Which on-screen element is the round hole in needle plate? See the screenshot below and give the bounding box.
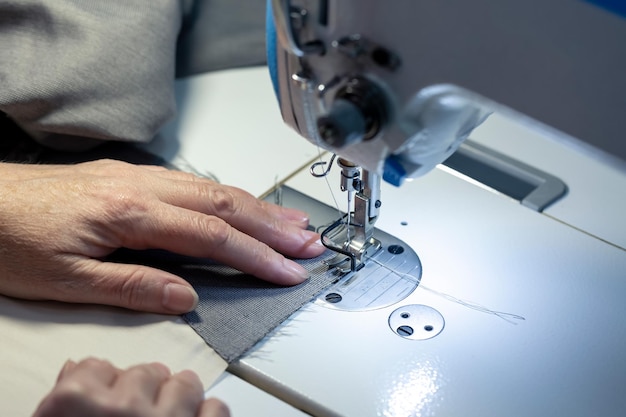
[389,305,445,340]
[325,293,343,303]
[388,245,405,255]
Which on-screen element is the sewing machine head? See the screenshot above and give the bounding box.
[267,0,493,267]
[268,0,626,180]
[267,0,626,269]
[268,0,496,188]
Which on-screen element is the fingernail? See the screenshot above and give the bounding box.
[300,232,326,256]
[163,283,199,313]
[311,237,326,249]
[282,207,310,225]
[282,259,309,284]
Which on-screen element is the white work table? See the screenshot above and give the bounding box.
[3,66,625,417]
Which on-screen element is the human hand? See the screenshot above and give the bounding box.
[0,160,325,314]
[32,358,230,417]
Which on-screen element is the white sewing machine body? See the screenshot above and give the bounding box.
[248,0,626,412]
[234,120,626,417]
[145,5,626,415]
[150,65,626,416]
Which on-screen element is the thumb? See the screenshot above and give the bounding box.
[65,259,199,314]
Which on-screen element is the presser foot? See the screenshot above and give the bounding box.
[317,230,421,312]
[323,237,382,274]
[320,213,382,273]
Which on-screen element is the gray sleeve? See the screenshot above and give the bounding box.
[0,0,183,150]
[176,0,267,77]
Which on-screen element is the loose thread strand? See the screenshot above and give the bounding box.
[368,257,526,324]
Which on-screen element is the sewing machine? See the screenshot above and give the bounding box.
[203,1,626,416]
[168,64,626,416]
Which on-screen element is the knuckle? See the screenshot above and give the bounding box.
[202,217,232,247]
[117,268,151,309]
[250,241,275,265]
[77,166,151,218]
[100,187,148,216]
[75,357,116,375]
[88,182,151,239]
[208,187,238,216]
[170,370,204,396]
[126,365,155,380]
[126,363,169,382]
[80,357,109,368]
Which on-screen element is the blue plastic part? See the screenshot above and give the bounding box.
[266,0,280,101]
[585,0,626,18]
[383,156,407,187]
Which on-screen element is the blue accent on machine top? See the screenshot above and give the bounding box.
[586,0,626,18]
[265,0,280,101]
[383,156,407,187]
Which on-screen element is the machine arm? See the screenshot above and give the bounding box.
[267,0,626,268]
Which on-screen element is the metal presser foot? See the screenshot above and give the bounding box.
[316,226,422,312]
[267,154,422,311]
[314,196,422,311]
[318,158,383,273]
[320,214,382,274]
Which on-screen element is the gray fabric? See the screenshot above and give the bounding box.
[0,0,182,150]
[109,248,340,363]
[182,251,339,362]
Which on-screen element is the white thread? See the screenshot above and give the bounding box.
[302,81,345,216]
[368,257,526,324]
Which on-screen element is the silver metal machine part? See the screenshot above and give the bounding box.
[310,154,384,272]
[268,185,423,311]
[331,158,382,270]
[271,0,626,183]
[317,229,422,311]
[271,0,625,272]
[388,305,445,340]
